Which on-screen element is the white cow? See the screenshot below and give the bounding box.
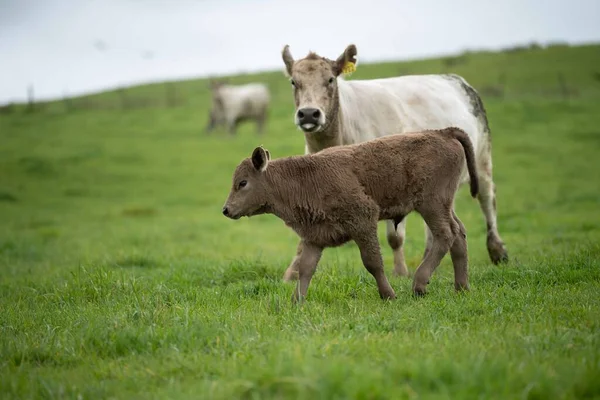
[280,44,509,282]
[206,81,270,135]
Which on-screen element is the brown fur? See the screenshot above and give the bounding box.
[223,127,478,301]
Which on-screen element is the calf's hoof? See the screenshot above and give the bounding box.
[412,280,428,297]
[487,237,509,265]
[379,288,397,300]
[454,282,470,292]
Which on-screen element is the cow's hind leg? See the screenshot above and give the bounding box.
[477,149,509,264]
[386,219,409,277]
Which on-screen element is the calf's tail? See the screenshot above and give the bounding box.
[442,127,479,198]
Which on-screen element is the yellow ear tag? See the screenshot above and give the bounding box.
[342,61,356,75]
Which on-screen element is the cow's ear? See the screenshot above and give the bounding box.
[334,44,358,76]
[282,45,294,77]
[251,146,269,172]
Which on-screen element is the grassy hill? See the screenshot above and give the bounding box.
[1,43,599,399]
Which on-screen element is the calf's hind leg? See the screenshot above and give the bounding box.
[450,210,469,291]
[412,209,455,296]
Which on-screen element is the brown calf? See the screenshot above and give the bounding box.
[222,127,479,301]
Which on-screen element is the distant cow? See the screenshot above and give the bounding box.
[280,44,509,281]
[222,128,479,301]
[206,80,270,135]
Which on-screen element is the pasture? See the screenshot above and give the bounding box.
[1,43,600,399]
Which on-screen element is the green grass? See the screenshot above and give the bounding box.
[1,43,600,399]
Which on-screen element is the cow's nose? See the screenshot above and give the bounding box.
[222,207,229,216]
[297,108,321,126]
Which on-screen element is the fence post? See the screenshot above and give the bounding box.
[166,82,176,107]
[498,72,506,99]
[557,72,569,100]
[118,87,128,109]
[27,84,35,112]
[63,92,73,112]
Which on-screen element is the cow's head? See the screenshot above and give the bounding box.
[222,146,271,220]
[206,79,227,132]
[282,44,357,134]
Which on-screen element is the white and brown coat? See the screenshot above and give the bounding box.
[280,44,508,280]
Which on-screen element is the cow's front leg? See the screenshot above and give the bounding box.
[227,122,237,135]
[256,110,267,135]
[386,219,409,277]
[423,223,434,260]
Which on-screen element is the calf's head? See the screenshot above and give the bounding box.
[281,44,357,133]
[222,146,271,220]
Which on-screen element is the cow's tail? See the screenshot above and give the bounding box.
[442,127,479,198]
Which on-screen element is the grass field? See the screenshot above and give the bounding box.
[1,43,600,399]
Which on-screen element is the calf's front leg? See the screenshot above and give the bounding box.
[291,242,323,303]
[283,240,304,281]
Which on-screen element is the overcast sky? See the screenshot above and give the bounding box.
[1,0,599,104]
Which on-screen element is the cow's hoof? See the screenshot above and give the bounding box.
[392,265,410,278]
[488,237,509,265]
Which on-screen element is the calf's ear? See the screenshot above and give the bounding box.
[282,45,294,77]
[251,146,269,172]
[334,44,358,76]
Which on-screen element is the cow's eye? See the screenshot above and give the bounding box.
[328,77,334,84]
[290,79,296,87]
[238,180,247,189]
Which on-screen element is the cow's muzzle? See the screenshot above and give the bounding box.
[296,107,324,132]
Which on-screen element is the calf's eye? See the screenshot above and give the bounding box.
[328,77,334,84]
[238,180,247,189]
[290,79,296,86]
